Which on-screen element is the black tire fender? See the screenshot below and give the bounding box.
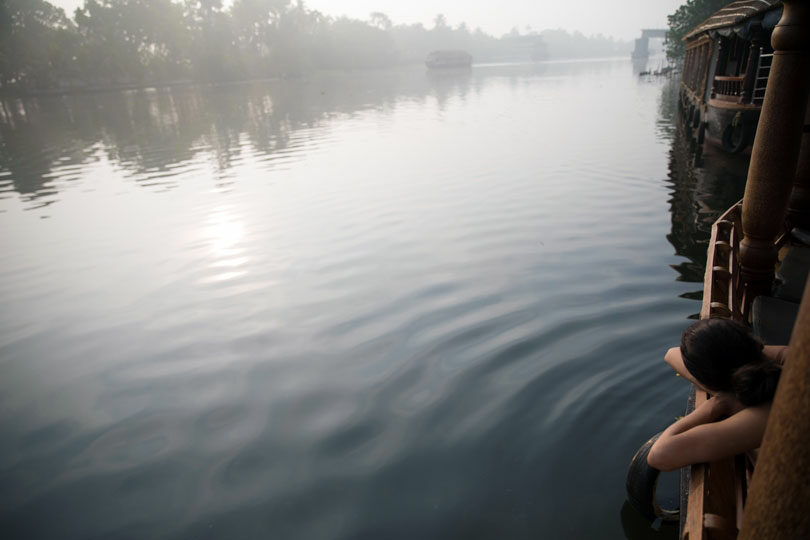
[721,122,750,154]
[625,431,680,522]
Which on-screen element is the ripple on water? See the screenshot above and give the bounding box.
[0,62,714,540]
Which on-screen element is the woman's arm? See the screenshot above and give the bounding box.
[763,345,789,365]
[647,396,768,471]
[664,347,707,390]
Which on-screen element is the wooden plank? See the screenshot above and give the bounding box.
[724,219,741,322]
[685,394,740,540]
[705,456,739,538]
[685,390,709,540]
[688,201,746,540]
[735,455,746,532]
[702,228,720,319]
[707,98,762,111]
[714,94,743,103]
[701,204,742,320]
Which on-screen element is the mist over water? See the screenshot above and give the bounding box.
[0,59,747,539]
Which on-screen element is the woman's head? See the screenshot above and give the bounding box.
[680,318,780,406]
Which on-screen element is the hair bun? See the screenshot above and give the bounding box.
[731,362,781,406]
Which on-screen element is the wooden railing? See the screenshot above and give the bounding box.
[683,37,713,100]
[700,201,744,322]
[684,201,746,540]
[712,76,746,103]
[685,197,797,539]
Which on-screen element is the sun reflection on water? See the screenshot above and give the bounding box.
[201,207,249,283]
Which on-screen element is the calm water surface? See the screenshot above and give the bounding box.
[0,59,749,539]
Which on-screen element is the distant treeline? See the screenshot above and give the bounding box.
[0,0,632,93]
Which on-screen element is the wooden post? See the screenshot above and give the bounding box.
[787,95,810,229]
[710,41,722,98]
[700,42,712,101]
[739,0,810,300]
[739,275,810,538]
[741,33,765,104]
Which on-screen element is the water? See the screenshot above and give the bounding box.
[0,59,749,539]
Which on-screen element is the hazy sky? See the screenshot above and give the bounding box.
[48,0,683,41]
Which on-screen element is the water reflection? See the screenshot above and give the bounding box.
[0,67,485,208]
[659,75,748,313]
[1,61,662,213]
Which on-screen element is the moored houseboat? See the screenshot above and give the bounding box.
[425,50,473,69]
[628,0,810,538]
[680,0,783,153]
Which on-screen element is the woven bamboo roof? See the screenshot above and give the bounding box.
[684,0,781,41]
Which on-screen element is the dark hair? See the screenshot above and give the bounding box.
[680,318,780,406]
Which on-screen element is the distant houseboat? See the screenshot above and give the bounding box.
[425,50,473,69]
[679,0,783,153]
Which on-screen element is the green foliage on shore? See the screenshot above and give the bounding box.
[666,0,729,60]
[0,0,630,93]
